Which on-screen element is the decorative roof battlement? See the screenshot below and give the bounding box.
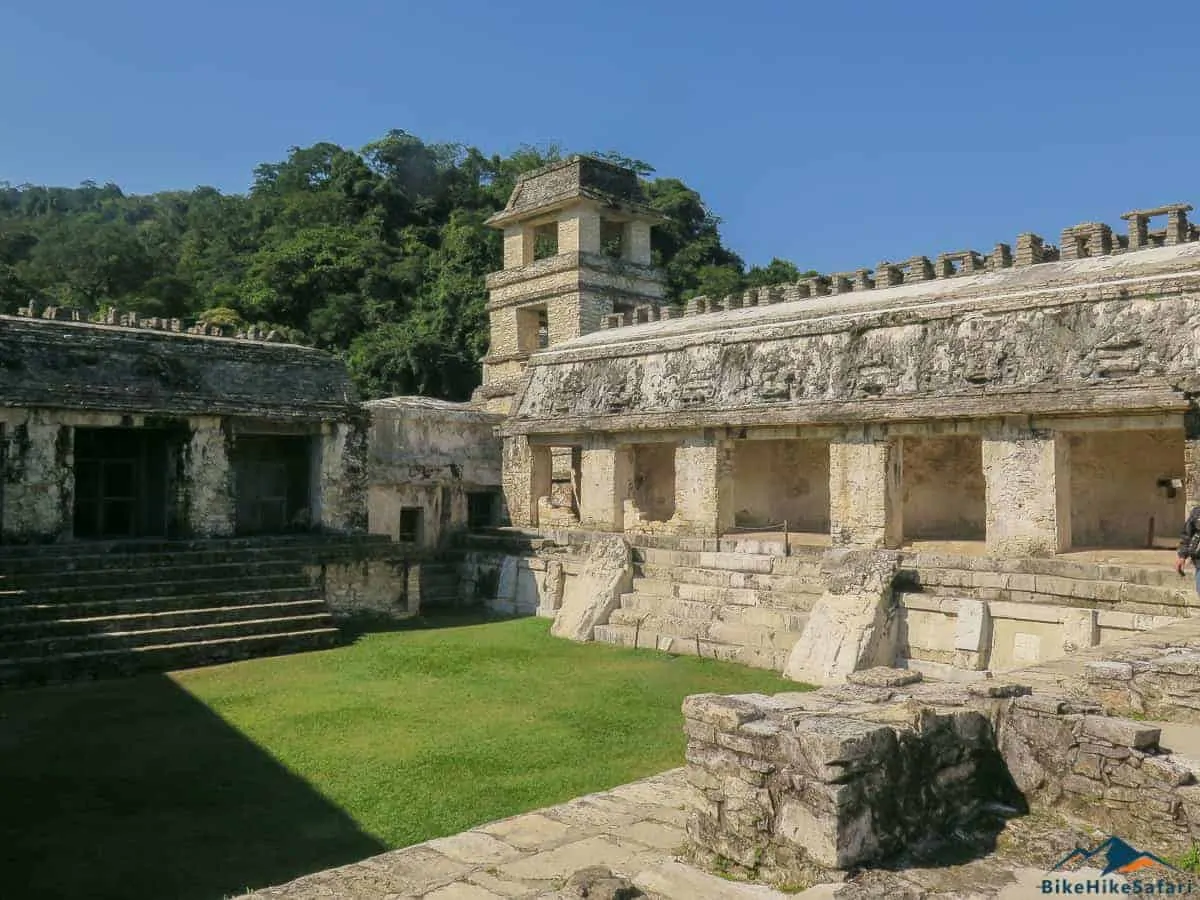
[595,202,1200,332]
[13,302,292,344]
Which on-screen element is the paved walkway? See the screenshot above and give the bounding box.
[244,768,1119,900]
[245,769,789,899]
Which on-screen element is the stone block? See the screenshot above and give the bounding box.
[1079,716,1161,751]
[846,667,923,688]
[953,598,990,654]
[681,694,766,730]
[551,535,632,642]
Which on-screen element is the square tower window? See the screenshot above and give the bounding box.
[517,304,549,352]
[533,223,558,260]
[600,219,624,259]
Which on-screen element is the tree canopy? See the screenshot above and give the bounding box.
[0,131,806,401]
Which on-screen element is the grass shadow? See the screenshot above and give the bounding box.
[0,673,386,900]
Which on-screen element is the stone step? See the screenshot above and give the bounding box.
[632,547,777,574]
[0,573,311,606]
[0,599,329,639]
[899,554,1183,589]
[608,609,711,637]
[0,542,405,576]
[619,592,810,632]
[906,574,1192,614]
[592,624,788,671]
[0,532,391,554]
[635,563,823,593]
[0,613,334,659]
[627,532,827,559]
[619,594,719,621]
[0,587,322,624]
[0,627,342,688]
[605,610,802,651]
[0,559,307,590]
[629,576,815,610]
[628,577,763,606]
[0,533,392,560]
[717,605,809,633]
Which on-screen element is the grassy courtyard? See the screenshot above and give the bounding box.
[0,616,798,900]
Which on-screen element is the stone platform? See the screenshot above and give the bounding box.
[243,769,1112,899]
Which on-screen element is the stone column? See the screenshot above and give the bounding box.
[184,417,235,537]
[315,420,368,533]
[578,445,633,532]
[0,414,70,542]
[671,435,734,536]
[982,427,1070,557]
[625,221,652,265]
[829,434,903,549]
[501,436,552,528]
[1184,409,1200,508]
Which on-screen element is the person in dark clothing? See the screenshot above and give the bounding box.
[1176,504,1200,592]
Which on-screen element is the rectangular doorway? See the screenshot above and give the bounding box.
[74,427,172,540]
[232,435,314,536]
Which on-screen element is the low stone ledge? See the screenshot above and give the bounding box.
[684,679,1200,883]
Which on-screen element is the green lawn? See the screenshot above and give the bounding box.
[0,616,800,900]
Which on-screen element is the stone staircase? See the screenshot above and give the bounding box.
[0,535,390,687]
[594,544,826,670]
[895,550,1195,616]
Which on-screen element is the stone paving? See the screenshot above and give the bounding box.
[243,768,1119,899]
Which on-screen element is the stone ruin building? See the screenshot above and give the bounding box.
[10,155,1200,893]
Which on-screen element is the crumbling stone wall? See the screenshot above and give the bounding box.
[0,411,70,542]
[0,315,356,418]
[0,317,367,542]
[684,672,1200,885]
[682,678,1025,882]
[365,397,503,546]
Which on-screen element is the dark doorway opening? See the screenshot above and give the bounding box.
[398,507,422,544]
[74,427,172,540]
[232,435,314,536]
[467,491,496,530]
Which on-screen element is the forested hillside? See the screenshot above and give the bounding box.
[0,131,805,401]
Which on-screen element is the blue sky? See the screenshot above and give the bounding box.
[2,0,1197,272]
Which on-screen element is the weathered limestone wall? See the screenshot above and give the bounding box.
[0,315,356,419]
[183,417,235,537]
[578,447,632,531]
[365,397,503,545]
[982,428,1070,557]
[0,410,70,542]
[315,418,368,533]
[902,435,985,540]
[1068,429,1183,547]
[500,436,551,527]
[731,439,830,532]
[459,547,570,617]
[829,435,901,548]
[305,558,418,620]
[508,245,1200,433]
[672,437,734,536]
